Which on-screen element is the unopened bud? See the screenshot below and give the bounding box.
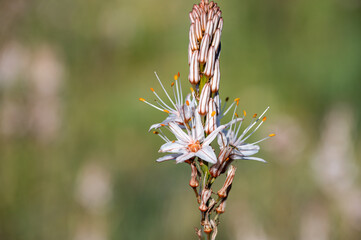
[217,165,236,198]
[195,18,202,41]
[188,43,192,65]
[216,199,226,214]
[189,50,200,84]
[211,29,221,52]
[189,24,198,51]
[207,9,215,21]
[199,34,210,63]
[210,59,220,93]
[189,11,195,23]
[199,189,212,212]
[204,220,213,234]
[197,83,211,115]
[212,15,220,34]
[204,46,215,78]
[205,19,214,36]
[218,17,223,32]
[189,163,199,188]
[205,99,217,134]
[201,10,207,31]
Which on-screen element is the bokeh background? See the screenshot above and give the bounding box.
[0,0,360,239]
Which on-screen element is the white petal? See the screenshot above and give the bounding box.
[202,124,227,146]
[195,111,204,141]
[176,152,195,163]
[195,145,217,164]
[169,122,191,143]
[156,154,182,162]
[242,156,267,163]
[148,123,162,131]
[159,141,186,153]
[236,144,260,156]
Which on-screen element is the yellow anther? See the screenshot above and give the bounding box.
[243,110,247,117]
[171,82,175,87]
[172,140,176,143]
[150,88,155,92]
[253,113,257,118]
[153,131,159,134]
[164,109,170,114]
[234,98,240,106]
[174,74,178,81]
[190,87,195,93]
[186,100,190,106]
[262,116,267,122]
[269,133,276,137]
[211,111,216,117]
[234,113,238,117]
[160,124,165,127]
[139,98,146,102]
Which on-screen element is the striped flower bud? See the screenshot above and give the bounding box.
[199,189,212,212]
[210,59,220,92]
[211,28,221,52]
[205,19,214,36]
[189,163,199,188]
[199,34,210,63]
[189,50,200,84]
[205,99,217,134]
[217,165,236,198]
[218,17,223,32]
[195,18,202,41]
[189,11,195,23]
[207,8,214,21]
[201,10,207,31]
[197,83,211,115]
[189,24,198,51]
[212,14,220,34]
[204,46,215,78]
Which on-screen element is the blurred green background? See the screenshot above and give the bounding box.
[0,0,360,239]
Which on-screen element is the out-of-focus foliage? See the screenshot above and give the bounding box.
[0,0,360,239]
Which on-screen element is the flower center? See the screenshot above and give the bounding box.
[188,140,201,152]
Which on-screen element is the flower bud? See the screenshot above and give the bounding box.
[189,163,199,188]
[218,17,223,32]
[211,28,221,52]
[189,24,198,51]
[210,59,220,93]
[195,18,202,41]
[212,15,220,34]
[199,34,210,64]
[189,50,200,84]
[204,46,215,78]
[205,99,217,134]
[199,189,212,212]
[201,10,207,31]
[189,11,195,23]
[188,43,192,65]
[197,83,211,115]
[217,165,236,198]
[216,199,226,214]
[205,19,214,36]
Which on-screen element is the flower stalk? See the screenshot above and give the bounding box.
[139,0,274,239]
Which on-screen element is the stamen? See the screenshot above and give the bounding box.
[139,98,145,102]
[243,110,247,116]
[269,133,275,137]
[253,113,257,118]
[150,88,155,92]
[164,109,170,113]
[234,98,240,106]
[139,98,165,111]
[262,116,267,122]
[171,82,175,87]
[174,74,178,81]
[154,72,177,109]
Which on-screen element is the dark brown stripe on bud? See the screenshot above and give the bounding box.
[189,24,198,51]
[204,46,215,78]
[211,28,221,51]
[205,99,217,134]
[205,20,214,36]
[195,18,202,41]
[201,10,207,31]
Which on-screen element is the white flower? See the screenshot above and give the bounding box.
[157,110,233,164]
[139,72,195,131]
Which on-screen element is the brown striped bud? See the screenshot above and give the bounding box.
[210,59,220,92]
[207,9,215,21]
[205,19,214,36]
[199,189,212,212]
[193,4,201,17]
[218,17,223,32]
[209,1,214,9]
[199,34,210,63]
[189,11,195,23]
[217,165,236,198]
[205,99,217,134]
[216,199,226,214]
[189,163,199,188]
[211,28,221,52]
[212,15,220,34]
[195,18,202,41]
[204,46,215,77]
[189,24,198,51]
[204,220,213,234]
[201,10,207,31]
[188,43,192,65]
[189,50,200,84]
[197,83,211,115]
[210,220,218,240]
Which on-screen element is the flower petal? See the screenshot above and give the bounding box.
[176,152,195,163]
[235,144,260,156]
[195,145,217,164]
[195,110,204,141]
[169,122,191,143]
[202,124,227,146]
[231,155,267,163]
[156,154,182,162]
[159,141,186,153]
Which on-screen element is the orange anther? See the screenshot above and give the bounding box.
[174,74,178,81]
[234,113,238,117]
[262,116,267,122]
[211,111,216,117]
[171,82,175,87]
[186,100,190,106]
[269,133,276,137]
[243,110,246,117]
[153,131,159,134]
[150,88,155,92]
[164,109,170,114]
[139,98,145,102]
[160,124,165,127]
[253,113,257,118]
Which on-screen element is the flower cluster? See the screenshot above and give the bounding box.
[139,0,274,239]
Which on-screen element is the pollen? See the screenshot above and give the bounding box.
[211,111,216,117]
[188,140,201,152]
[243,110,247,117]
[153,131,159,134]
[171,82,175,87]
[174,74,178,80]
[186,100,190,106]
[253,113,257,118]
[150,88,155,92]
[164,109,170,113]
[262,116,267,122]
[139,98,145,102]
[269,133,276,137]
